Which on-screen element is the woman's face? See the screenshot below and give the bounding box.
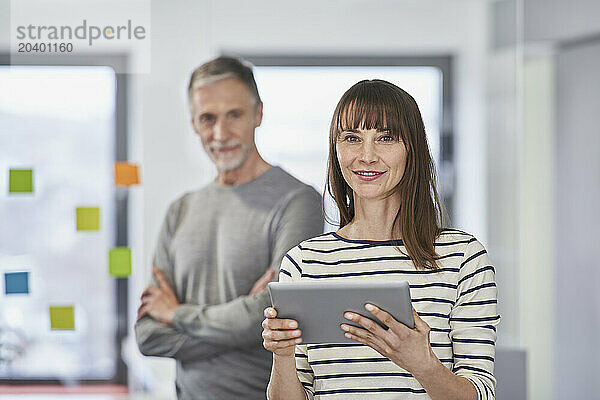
[336,127,408,201]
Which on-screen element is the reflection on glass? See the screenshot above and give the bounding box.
[0,66,116,380]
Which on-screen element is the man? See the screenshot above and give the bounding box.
[135,56,323,399]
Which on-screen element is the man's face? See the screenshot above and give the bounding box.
[190,78,262,172]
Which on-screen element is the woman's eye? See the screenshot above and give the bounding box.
[379,135,395,142]
[344,135,359,142]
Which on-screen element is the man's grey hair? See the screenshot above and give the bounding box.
[188,56,262,106]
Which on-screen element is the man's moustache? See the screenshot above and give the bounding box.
[210,143,241,151]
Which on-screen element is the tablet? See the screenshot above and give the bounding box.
[267,281,414,344]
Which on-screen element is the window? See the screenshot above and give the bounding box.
[247,57,453,228]
[0,63,127,383]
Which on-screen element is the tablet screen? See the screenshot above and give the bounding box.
[268,281,414,344]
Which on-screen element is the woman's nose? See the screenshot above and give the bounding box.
[359,142,378,164]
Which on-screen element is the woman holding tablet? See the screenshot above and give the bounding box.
[262,80,499,399]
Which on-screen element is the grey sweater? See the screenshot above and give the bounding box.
[135,166,324,400]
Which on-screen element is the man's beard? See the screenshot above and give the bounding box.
[208,142,250,172]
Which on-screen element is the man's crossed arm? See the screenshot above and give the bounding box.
[137,267,274,324]
[135,266,275,361]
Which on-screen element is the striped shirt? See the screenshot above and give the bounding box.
[278,229,499,400]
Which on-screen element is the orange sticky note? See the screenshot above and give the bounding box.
[115,162,140,186]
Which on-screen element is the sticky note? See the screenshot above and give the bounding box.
[115,162,140,186]
[109,247,132,277]
[9,168,33,193]
[4,272,29,294]
[49,306,75,330]
[76,207,100,231]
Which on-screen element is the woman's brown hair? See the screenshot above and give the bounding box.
[324,79,445,270]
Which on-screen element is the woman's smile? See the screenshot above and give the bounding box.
[352,170,386,181]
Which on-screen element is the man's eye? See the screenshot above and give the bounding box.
[199,115,215,124]
[229,110,242,118]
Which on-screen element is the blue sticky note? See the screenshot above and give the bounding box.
[4,272,29,294]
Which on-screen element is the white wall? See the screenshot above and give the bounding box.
[486,45,520,348]
[488,0,600,398]
[521,55,556,400]
[519,1,600,399]
[555,39,600,400]
[525,0,600,43]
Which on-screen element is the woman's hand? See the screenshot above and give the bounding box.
[340,305,437,376]
[262,307,303,357]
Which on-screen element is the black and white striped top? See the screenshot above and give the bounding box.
[278,229,499,400]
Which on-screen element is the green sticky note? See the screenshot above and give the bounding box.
[49,305,75,330]
[76,207,100,231]
[109,247,132,277]
[9,169,33,193]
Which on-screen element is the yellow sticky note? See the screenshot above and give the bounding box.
[76,207,100,231]
[9,168,34,193]
[115,162,140,186]
[109,247,132,277]
[49,305,75,330]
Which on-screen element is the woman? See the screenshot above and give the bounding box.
[262,80,499,400]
